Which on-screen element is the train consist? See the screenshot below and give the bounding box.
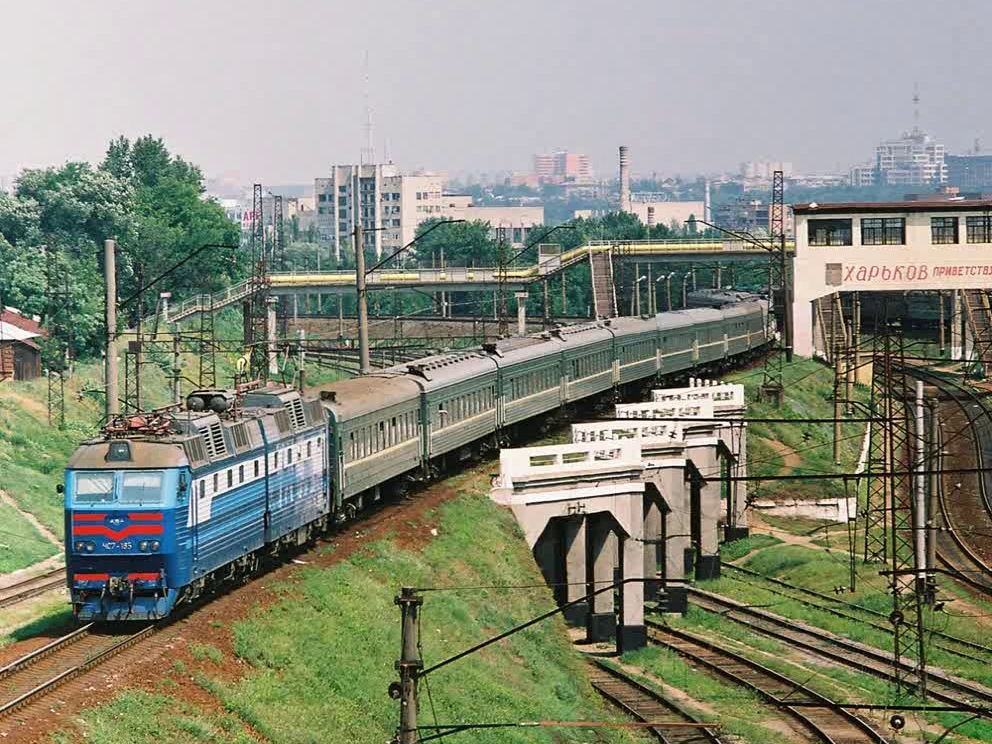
[64,301,769,621]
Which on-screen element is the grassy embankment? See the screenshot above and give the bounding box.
[54,465,640,743]
[723,357,870,505]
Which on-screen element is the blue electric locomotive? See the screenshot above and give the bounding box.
[65,387,327,620]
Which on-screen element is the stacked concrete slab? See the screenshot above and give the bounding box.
[490,379,748,646]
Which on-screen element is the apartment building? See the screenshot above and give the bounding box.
[314,165,446,260]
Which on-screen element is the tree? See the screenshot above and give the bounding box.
[412,219,498,267]
[0,135,240,356]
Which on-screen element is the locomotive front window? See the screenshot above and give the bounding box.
[120,471,164,505]
[74,473,115,504]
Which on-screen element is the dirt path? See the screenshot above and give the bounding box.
[0,490,60,549]
[756,436,801,477]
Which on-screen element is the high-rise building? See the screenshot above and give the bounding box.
[873,128,946,186]
[740,161,793,182]
[533,154,555,181]
[946,154,992,190]
[314,164,444,261]
[531,150,593,184]
[848,163,876,188]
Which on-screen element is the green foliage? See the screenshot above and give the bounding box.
[0,374,102,539]
[51,690,255,744]
[720,533,782,562]
[0,135,240,358]
[0,499,57,572]
[413,218,499,267]
[189,642,224,664]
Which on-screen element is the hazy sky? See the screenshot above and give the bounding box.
[1,1,988,186]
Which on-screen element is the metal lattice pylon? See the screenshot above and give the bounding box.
[760,170,786,406]
[198,298,217,389]
[44,247,72,428]
[247,183,270,381]
[863,312,927,696]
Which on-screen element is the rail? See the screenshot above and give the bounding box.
[586,659,722,743]
[721,562,992,664]
[685,588,992,708]
[900,365,992,595]
[0,568,66,610]
[0,624,156,718]
[646,619,886,743]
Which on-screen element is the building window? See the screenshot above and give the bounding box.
[860,217,904,245]
[808,219,852,246]
[931,216,959,244]
[966,215,992,244]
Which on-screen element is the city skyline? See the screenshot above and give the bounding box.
[1,0,989,185]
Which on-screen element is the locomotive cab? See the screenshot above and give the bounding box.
[65,439,189,621]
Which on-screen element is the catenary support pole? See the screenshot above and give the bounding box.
[104,239,119,418]
[172,335,181,407]
[355,223,371,375]
[927,396,938,601]
[267,297,279,376]
[915,380,927,585]
[396,587,423,744]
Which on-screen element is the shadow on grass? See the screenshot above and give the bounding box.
[11,607,75,641]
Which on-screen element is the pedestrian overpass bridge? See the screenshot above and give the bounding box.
[161,238,792,324]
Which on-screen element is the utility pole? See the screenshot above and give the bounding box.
[394,587,423,744]
[355,222,371,374]
[833,339,843,465]
[297,329,306,391]
[938,291,945,356]
[172,335,182,406]
[104,238,119,418]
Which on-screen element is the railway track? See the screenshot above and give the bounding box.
[721,562,992,664]
[586,660,721,743]
[0,622,155,720]
[645,621,887,744]
[900,365,992,595]
[685,588,992,709]
[0,568,66,610]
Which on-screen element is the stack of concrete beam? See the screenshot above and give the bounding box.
[490,380,748,647]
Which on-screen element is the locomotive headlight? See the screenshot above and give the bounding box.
[84,542,95,552]
[150,541,160,552]
[139,541,149,551]
[74,541,86,552]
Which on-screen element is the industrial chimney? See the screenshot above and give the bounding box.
[646,205,655,228]
[619,146,631,213]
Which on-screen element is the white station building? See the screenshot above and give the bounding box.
[791,199,992,358]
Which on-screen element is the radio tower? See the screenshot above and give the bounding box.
[361,51,375,165]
